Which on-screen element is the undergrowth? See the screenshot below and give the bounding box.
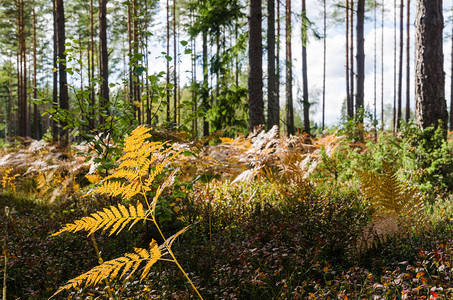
[0,124,452,299]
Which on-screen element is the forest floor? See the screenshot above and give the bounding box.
[0,125,453,299]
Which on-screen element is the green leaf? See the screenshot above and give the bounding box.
[180,40,188,46]
[135,66,146,76]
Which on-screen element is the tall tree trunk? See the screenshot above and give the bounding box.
[302,0,310,134]
[381,0,384,130]
[415,0,448,130]
[406,0,411,122]
[322,0,326,130]
[202,30,209,136]
[173,0,178,125]
[52,0,58,140]
[346,0,352,118]
[393,0,397,130]
[56,0,68,140]
[166,0,171,123]
[374,0,377,137]
[132,0,140,124]
[285,0,294,134]
[99,0,109,125]
[350,0,354,115]
[451,0,453,130]
[276,0,280,129]
[127,2,135,121]
[90,0,96,129]
[17,0,28,137]
[396,0,404,131]
[356,0,364,124]
[32,4,39,139]
[248,0,264,130]
[267,0,279,129]
[7,57,13,138]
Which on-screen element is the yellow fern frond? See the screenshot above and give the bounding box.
[356,165,424,220]
[51,240,161,297]
[52,202,146,237]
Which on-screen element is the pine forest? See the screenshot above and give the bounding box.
[1,0,453,299]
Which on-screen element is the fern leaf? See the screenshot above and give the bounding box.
[167,225,191,249]
[141,240,160,281]
[52,239,162,297]
[356,165,424,221]
[52,203,146,237]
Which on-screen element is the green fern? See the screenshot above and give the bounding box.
[51,126,203,299]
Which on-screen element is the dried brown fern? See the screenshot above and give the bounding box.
[51,126,202,299]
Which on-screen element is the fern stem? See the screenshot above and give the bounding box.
[153,218,203,299]
[83,207,116,299]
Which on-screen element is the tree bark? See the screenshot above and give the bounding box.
[302,0,310,134]
[99,0,109,125]
[166,0,171,123]
[381,0,384,130]
[356,0,364,124]
[451,0,453,130]
[32,4,39,139]
[285,0,294,134]
[322,0,326,130]
[396,0,404,131]
[52,0,58,140]
[346,0,352,118]
[350,0,354,116]
[202,29,209,137]
[173,0,178,125]
[406,0,411,123]
[56,0,68,140]
[267,0,279,130]
[415,0,448,130]
[248,0,265,131]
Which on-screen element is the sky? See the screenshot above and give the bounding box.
[145,1,453,128]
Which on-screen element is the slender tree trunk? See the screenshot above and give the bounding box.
[7,57,13,138]
[302,0,310,134]
[99,0,109,125]
[285,0,294,134]
[127,2,135,121]
[381,0,384,130]
[276,0,280,129]
[406,0,411,122]
[32,4,39,139]
[267,0,279,129]
[322,0,326,130]
[18,0,28,137]
[202,30,209,136]
[393,0,397,130]
[374,0,377,137]
[350,0,354,115]
[451,0,453,130]
[132,0,140,124]
[248,0,264,130]
[90,0,96,128]
[166,0,171,123]
[173,0,178,125]
[415,0,448,130]
[346,0,352,118]
[56,0,68,140]
[356,0,364,125]
[52,0,58,140]
[396,0,404,131]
